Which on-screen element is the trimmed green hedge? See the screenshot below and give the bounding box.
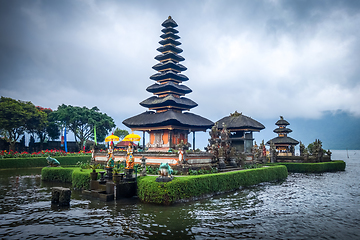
[137,165,288,205]
[41,167,74,182]
[0,156,91,169]
[267,160,346,173]
[41,167,101,189]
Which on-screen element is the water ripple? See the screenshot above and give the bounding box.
[0,150,360,239]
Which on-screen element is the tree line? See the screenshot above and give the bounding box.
[0,96,120,151]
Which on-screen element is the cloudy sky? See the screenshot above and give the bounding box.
[1,0,359,150]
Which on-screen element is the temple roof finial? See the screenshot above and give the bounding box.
[168,16,172,19]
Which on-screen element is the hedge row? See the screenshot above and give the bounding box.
[0,156,91,169]
[137,165,288,205]
[267,160,346,173]
[41,167,101,189]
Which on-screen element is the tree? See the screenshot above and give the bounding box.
[0,97,46,151]
[113,128,129,141]
[46,121,60,141]
[53,104,115,149]
[33,107,60,149]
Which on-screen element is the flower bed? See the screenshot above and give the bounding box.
[0,155,91,169]
[0,149,91,159]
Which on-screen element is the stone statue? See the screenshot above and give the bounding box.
[326,149,332,160]
[313,139,323,162]
[46,156,60,167]
[206,123,231,167]
[156,163,174,182]
[290,145,295,156]
[107,157,114,168]
[299,141,305,156]
[126,144,134,169]
[269,141,277,163]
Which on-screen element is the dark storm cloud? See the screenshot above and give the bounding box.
[0,0,359,133]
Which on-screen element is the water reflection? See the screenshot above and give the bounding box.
[0,150,359,239]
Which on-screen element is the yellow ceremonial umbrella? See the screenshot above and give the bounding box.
[105,134,120,142]
[123,132,141,142]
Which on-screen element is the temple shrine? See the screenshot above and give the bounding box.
[267,116,299,156]
[216,111,265,153]
[123,16,213,152]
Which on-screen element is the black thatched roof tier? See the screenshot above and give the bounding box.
[159,38,181,46]
[140,95,197,109]
[276,118,290,126]
[157,45,183,54]
[155,52,185,62]
[150,71,189,82]
[216,114,265,131]
[161,27,179,34]
[266,136,299,145]
[160,32,180,40]
[162,17,178,28]
[273,127,292,134]
[146,82,192,95]
[122,110,213,129]
[152,61,187,72]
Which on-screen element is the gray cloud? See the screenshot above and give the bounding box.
[1,0,359,149]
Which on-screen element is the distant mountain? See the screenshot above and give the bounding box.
[256,111,360,150]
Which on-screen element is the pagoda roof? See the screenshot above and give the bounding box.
[146,82,192,95]
[140,95,197,110]
[273,127,292,134]
[160,32,180,40]
[157,44,183,54]
[150,71,189,82]
[122,110,214,130]
[276,117,290,126]
[266,136,299,145]
[152,61,187,72]
[161,27,179,34]
[159,38,181,46]
[155,52,185,62]
[162,17,178,28]
[216,113,265,131]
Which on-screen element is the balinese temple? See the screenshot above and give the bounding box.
[216,111,265,153]
[123,16,213,152]
[266,116,299,156]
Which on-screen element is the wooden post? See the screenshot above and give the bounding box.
[193,131,195,150]
[142,131,145,151]
[169,130,172,149]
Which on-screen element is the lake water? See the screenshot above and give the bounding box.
[0,150,359,239]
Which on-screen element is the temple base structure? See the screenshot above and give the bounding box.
[93,151,214,172]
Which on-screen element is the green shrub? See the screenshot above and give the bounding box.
[41,167,102,190]
[41,167,73,182]
[0,156,91,169]
[72,168,93,190]
[137,165,288,205]
[267,160,346,173]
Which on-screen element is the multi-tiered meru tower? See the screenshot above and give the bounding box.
[123,16,213,152]
[267,116,299,155]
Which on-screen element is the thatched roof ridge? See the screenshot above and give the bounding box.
[216,112,265,131]
[122,110,214,129]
